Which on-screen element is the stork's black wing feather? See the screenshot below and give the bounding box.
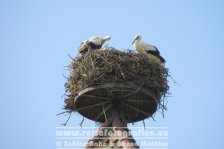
[146,50,160,56]
[158,55,166,63]
[89,42,102,49]
[147,48,166,63]
[152,46,160,54]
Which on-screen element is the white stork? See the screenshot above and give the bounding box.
[132,35,166,66]
[78,35,111,54]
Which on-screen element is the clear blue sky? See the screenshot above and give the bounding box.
[1,0,224,148]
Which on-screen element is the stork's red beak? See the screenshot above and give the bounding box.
[132,39,136,45]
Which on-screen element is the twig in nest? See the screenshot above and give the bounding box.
[118,54,125,62]
[90,52,95,69]
[61,112,72,126]
[118,63,125,79]
[68,54,76,60]
[169,75,180,86]
[103,105,107,122]
[102,44,108,49]
[80,117,84,127]
[151,115,156,121]
[62,74,69,80]
[122,82,145,99]
[162,98,166,117]
[57,111,71,116]
[143,119,145,129]
[61,93,66,99]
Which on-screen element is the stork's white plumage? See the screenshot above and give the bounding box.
[132,35,166,66]
[78,35,111,54]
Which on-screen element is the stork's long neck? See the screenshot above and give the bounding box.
[134,39,141,47]
[101,39,107,45]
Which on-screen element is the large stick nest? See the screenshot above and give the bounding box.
[64,48,169,123]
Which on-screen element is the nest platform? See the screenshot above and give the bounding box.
[64,48,169,123]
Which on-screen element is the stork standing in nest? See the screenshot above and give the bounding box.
[132,35,166,66]
[78,35,111,54]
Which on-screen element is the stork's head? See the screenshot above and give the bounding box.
[104,36,111,41]
[101,36,111,45]
[132,35,142,44]
[90,35,101,41]
[89,35,111,45]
